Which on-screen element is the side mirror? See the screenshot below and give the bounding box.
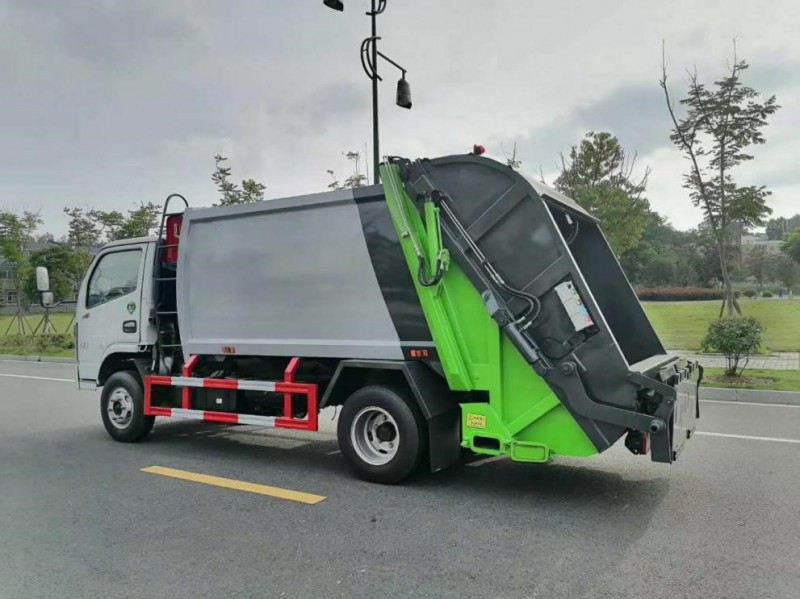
[41,292,54,306]
[36,266,50,292]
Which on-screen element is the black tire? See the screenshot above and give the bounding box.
[100,371,155,442]
[337,385,426,484]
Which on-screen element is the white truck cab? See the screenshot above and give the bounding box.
[75,237,158,389]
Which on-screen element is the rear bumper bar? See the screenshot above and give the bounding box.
[664,359,703,460]
[631,356,702,463]
[543,355,702,464]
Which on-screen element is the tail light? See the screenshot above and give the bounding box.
[164,215,182,263]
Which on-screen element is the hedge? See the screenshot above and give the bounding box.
[636,287,742,302]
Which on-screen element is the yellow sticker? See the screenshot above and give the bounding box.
[466,413,487,429]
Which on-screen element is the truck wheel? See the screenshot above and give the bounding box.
[100,371,155,442]
[337,385,426,484]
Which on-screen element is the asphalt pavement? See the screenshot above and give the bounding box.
[1,359,798,599]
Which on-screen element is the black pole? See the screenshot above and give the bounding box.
[370,0,380,184]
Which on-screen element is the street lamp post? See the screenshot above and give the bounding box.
[324,0,411,184]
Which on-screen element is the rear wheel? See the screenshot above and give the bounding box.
[337,385,426,484]
[100,371,154,442]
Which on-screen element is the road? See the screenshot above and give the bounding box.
[1,359,798,599]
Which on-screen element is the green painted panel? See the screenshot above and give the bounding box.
[381,164,598,459]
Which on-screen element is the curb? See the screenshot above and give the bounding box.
[701,386,800,406]
[0,354,76,364]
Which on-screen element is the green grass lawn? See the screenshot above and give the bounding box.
[0,313,76,357]
[0,313,75,336]
[643,299,800,351]
[1,299,798,357]
[0,343,75,358]
[702,367,800,392]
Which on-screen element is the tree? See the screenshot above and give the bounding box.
[212,155,266,205]
[111,202,161,240]
[702,316,763,376]
[661,44,780,316]
[502,142,522,170]
[0,210,42,310]
[0,212,26,268]
[63,207,102,250]
[619,212,704,287]
[554,131,651,257]
[91,209,126,241]
[774,254,798,290]
[327,151,368,190]
[744,245,773,292]
[766,214,800,240]
[23,244,91,303]
[63,203,162,245]
[781,228,800,264]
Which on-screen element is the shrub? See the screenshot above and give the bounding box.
[636,287,741,302]
[762,291,773,298]
[742,288,757,298]
[701,316,764,376]
[0,334,74,355]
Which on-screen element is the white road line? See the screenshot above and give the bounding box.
[701,399,800,409]
[695,431,800,445]
[0,373,74,383]
[467,455,507,467]
[4,371,800,448]
[326,449,341,455]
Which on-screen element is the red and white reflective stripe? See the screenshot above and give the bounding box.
[144,362,319,433]
[166,376,276,392]
[150,407,278,427]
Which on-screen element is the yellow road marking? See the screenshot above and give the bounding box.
[141,466,326,504]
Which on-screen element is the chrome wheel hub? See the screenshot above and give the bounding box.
[107,387,134,430]
[350,407,399,466]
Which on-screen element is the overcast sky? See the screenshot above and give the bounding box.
[2,0,798,236]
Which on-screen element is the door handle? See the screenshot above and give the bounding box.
[123,320,137,333]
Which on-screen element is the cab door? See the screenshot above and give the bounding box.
[76,244,147,385]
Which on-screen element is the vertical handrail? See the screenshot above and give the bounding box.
[153,193,188,374]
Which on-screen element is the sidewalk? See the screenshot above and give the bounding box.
[668,350,800,370]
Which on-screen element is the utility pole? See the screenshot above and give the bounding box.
[370,0,380,184]
[324,0,412,185]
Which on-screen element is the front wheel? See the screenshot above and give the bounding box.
[100,371,154,442]
[337,385,426,484]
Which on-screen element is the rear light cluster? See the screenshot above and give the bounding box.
[164,215,182,263]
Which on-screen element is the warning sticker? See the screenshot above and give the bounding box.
[466,413,487,429]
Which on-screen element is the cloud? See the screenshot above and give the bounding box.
[509,83,672,173]
[2,0,800,237]
[4,1,204,68]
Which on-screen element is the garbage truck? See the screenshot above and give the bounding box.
[48,153,701,484]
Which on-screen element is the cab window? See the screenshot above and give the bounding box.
[87,250,142,309]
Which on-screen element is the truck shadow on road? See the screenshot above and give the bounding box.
[141,421,670,595]
[147,420,670,511]
[411,458,672,596]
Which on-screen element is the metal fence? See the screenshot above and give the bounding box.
[0,307,76,337]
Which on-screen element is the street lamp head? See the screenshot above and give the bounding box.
[323,0,344,11]
[396,75,412,109]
